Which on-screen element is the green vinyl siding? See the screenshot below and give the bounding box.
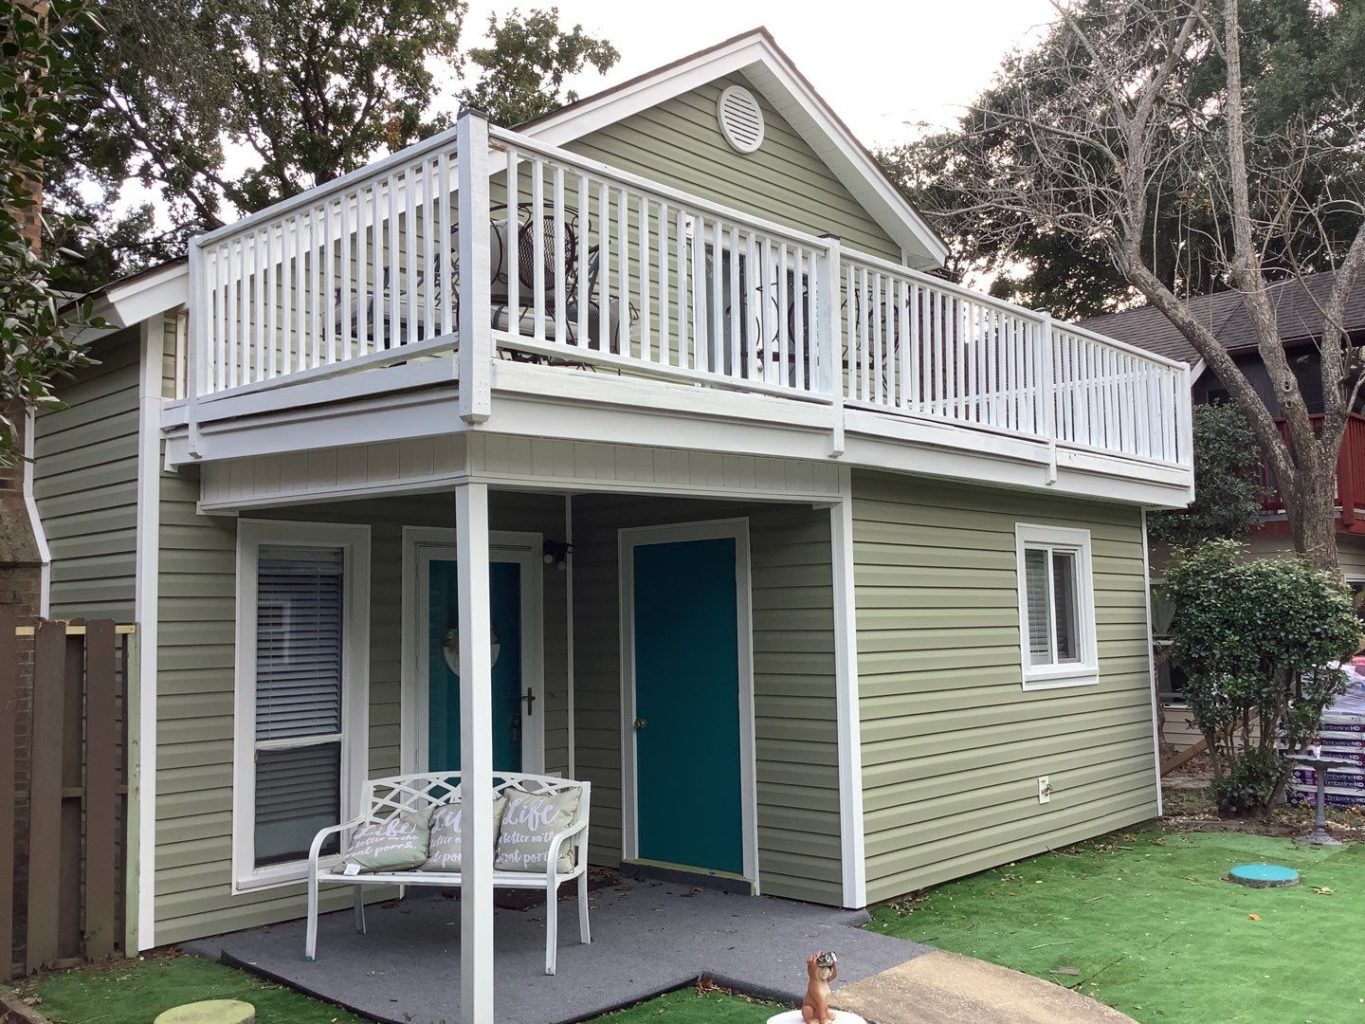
[851,471,1159,904]
[569,495,842,905]
[33,325,142,620]
[151,488,568,945]
[565,73,901,262]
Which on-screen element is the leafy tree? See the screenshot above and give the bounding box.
[1164,540,1360,813]
[461,8,618,128]
[1148,403,1264,547]
[1,0,104,465]
[882,0,1365,320]
[901,0,1365,571]
[52,1,619,290]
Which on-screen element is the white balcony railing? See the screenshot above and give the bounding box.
[186,110,1192,468]
[841,251,1190,465]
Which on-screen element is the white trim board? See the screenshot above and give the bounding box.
[132,316,164,949]
[21,409,50,617]
[1141,509,1164,818]
[1014,523,1100,691]
[827,470,867,909]
[519,29,946,270]
[617,518,760,890]
[399,527,546,777]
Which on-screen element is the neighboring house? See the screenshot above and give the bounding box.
[30,27,1192,989]
[1081,269,1365,746]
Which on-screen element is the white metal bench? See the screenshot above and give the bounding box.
[305,771,591,975]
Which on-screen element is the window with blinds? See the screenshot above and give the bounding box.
[253,545,345,867]
[1016,523,1096,689]
[1022,545,1081,668]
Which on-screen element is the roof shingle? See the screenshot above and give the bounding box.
[1079,269,1365,366]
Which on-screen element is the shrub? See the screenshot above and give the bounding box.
[1147,404,1264,548]
[1163,539,1361,814]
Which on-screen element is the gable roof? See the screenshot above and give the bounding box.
[1080,269,1365,367]
[517,27,949,270]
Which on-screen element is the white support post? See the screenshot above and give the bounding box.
[818,234,844,458]
[829,470,866,909]
[565,493,576,779]
[456,481,495,1024]
[457,110,493,425]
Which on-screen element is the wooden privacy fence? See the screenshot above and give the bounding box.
[0,616,137,981]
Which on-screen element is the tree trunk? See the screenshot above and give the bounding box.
[1285,446,1340,572]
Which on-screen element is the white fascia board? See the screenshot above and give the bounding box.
[520,33,946,269]
[106,262,189,328]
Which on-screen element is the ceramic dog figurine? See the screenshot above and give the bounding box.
[801,950,838,1024]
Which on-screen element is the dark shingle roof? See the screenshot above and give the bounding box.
[1079,269,1365,366]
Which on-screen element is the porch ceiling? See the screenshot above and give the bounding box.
[184,879,929,1024]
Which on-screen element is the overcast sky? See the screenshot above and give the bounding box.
[116,2,1062,222]
[462,0,1059,149]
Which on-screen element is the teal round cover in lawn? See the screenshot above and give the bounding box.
[1228,863,1299,887]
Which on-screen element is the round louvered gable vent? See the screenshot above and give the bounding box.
[717,85,765,154]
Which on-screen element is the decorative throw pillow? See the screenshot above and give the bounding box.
[493,789,581,874]
[343,809,431,872]
[420,794,507,872]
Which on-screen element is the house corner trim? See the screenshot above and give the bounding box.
[133,315,165,950]
[830,468,867,908]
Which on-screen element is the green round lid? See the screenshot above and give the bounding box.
[1228,863,1299,888]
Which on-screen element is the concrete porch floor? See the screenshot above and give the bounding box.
[184,876,931,1024]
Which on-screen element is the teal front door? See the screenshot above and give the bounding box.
[631,535,744,874]
[427,558,524,772]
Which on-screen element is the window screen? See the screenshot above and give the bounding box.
[1052,551,1078,662]
[1023,545,1082,669]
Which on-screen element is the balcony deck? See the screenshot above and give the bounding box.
[165,112,1193,507]
[1260,413,1365,533]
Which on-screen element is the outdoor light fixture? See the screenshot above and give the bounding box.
[542,539,572,570]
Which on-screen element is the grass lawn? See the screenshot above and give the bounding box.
[590,988,775,1024]
[23,955,369,1024]
[22,956,773,1024]
[868,826,1365,1024]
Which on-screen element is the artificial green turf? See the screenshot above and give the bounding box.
[29,955,368,1024]
[28,957,774,1024]
[868,827,1365,1024]
[590,989,775,1024]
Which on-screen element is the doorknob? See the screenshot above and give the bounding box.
[522,688,536,716]
[633,718,648,730]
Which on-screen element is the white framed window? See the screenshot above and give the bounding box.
[232,519,370,891]
[1015,523,1098,690]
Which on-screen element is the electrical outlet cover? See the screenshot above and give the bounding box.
[1038,776,1052,803]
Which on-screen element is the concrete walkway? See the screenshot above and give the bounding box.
[185,876,929,1024]
[833,950,1136,1024]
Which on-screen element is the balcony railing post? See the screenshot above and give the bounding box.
[1035,310,1056,443]
[818,233,844,457]
[457,108,493,425]
[185,238,205,458]
[1178,363,1194,469]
